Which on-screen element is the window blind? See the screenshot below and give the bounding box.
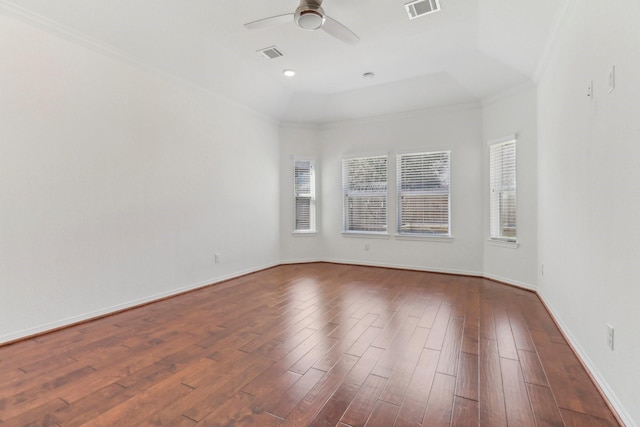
[489,140,516,241]
[342,156,388,233]
[397,151,451,235]
[294,160,316,232]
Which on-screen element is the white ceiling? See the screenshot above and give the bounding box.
[2,0,568,123]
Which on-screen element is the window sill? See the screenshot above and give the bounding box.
[488,239,519,249]
[293,231,317,237]
[395,234,454,243]
[342,232,390,239]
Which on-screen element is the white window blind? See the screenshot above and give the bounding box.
[489,140,516,241]
[342,156,388,233]
[294,160,316,232]
[397,151,451,236]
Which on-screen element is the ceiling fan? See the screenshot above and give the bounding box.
[244,0,360,45]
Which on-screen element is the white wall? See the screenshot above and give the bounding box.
[0,14,280,343]
[279,123,323,263]
[279,99,540,285]
[4,3,636,424]
[317,105,485,275]
[483,84,538,289]
[537,1,640,425]
[279,97,539,283]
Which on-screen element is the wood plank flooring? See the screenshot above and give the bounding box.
[0,263,621,426]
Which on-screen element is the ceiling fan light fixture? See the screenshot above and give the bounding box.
[245,1,359,45]
[295,5,325,30]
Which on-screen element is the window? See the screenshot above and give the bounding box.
[397,151,451,236]
[489,139,516,241]
[294,160,316,233]
[342,156,388,233]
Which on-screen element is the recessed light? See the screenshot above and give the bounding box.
[363,72,375,79]
[283,69,296,77]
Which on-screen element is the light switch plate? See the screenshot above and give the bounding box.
[606,323,614,350]
[608,66,616,93]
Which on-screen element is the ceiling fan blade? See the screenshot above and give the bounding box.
[244,13,294,29]
[322,15,359,45]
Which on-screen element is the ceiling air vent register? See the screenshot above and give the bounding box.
[405,0,441,20]
[257,46,284,60]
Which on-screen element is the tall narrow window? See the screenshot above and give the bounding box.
[294,160,316,233]
[342,156,388,234]
[397,151,451,236]
[489,139,517,241]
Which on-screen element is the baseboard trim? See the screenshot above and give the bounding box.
[0,260,629,426]
[279,258,325,265]
[482,272,536,291]
[0,261,279,347]
[323,257,484,279]
[536,290,632,427]
[0,260,532,346]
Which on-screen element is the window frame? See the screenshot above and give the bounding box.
[489,137,517,243]
[396,150,452,237]
[293,159,317,234]
[341,155,389,235]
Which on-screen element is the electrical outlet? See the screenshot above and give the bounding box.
[364,243,370,251]
[606,324,614,350]
[214,253,220,264]
[587,80,593,100]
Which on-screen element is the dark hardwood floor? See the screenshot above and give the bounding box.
[0,263,621,426]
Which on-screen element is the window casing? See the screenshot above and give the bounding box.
[342,156,388,234]
[294,160,316,233]
[397,151,451,236]
[489,139,516,241]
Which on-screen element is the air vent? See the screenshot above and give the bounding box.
[404,0,441,20]
[257,46,284,60]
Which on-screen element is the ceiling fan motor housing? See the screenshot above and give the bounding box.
[295,4,325,30]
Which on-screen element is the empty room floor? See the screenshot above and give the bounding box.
[0,263,620,426]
